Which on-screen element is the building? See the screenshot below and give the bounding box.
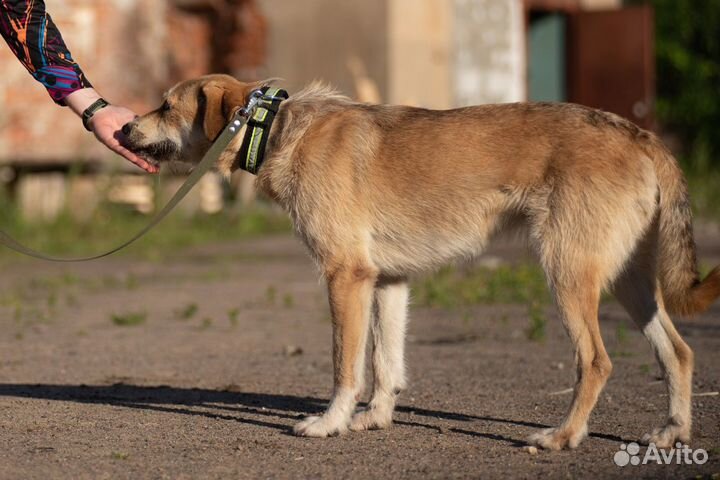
[0,0,653,219]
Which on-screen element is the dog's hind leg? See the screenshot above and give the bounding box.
[528,265,612,450]
[612,228,693,448]
[294,262,377,437]
[350,277,409,431]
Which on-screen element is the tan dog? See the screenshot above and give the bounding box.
[123,74,720,450]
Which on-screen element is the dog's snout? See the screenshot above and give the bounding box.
[121,122,134,136]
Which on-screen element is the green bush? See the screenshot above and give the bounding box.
[631,0,720,171]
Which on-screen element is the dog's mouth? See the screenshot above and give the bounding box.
[131,140,178,165]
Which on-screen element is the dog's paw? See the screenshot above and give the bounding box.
[349,408,393,431]
[640,424,690,449]
[293,415,348,438]
[527,426,587,451]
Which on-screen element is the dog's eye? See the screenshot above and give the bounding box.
[160,101,172,113]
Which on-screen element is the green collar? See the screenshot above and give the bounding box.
[237,86,289,174]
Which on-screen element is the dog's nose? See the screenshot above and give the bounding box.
[121,122,134,136]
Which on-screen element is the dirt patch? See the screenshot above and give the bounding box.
[0,234,718,479]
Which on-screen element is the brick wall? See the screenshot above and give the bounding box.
[0,0,264,168]
[0,0,154,166]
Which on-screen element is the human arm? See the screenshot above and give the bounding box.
[0,1,157,172]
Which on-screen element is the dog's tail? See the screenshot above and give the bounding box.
[650,139,720,316]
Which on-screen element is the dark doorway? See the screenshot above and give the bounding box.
[567,5,655,129]
[525,3,655,129]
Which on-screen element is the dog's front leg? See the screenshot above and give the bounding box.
[351,279,408,431]
[293,264,377,437]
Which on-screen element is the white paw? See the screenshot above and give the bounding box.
[641,425,690,449]
[349,408,393,431]
[293,415,348,438]
[527,426,587,451]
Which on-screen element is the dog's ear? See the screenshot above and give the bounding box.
[200,82,251,141]
[201,84,226,141]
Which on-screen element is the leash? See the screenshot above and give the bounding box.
[0,103,256,262]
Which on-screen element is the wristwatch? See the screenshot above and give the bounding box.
[82,98,110,131]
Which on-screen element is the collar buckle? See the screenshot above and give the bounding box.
[241,89,265,117]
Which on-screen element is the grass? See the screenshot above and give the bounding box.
[413,264,550,309]
[111,311,147,327]
[0,195,291,263]
[413,263,551,342]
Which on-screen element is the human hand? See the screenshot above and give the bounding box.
[65,88,158,173]
[88,105,159,174]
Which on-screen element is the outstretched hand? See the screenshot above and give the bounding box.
[88,105,159,174]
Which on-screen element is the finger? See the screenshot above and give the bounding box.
[98,126,159,173]
[111,144,159,173]
[108,131,156,170]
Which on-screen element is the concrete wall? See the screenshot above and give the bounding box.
[454,0,525,106]
[387,0,452,108]
[258,0,387,101]
[259,0,524,108]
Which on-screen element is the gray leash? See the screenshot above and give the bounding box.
[0,110,249,262]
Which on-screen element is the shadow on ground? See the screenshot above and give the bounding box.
[0,383,630,446]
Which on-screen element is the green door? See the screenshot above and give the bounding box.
[528,13,567,102]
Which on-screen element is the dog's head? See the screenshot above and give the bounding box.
[122,74,264,169]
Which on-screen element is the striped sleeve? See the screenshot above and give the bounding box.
[0,0,92,104]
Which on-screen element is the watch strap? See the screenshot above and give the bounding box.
[82,98,110,131]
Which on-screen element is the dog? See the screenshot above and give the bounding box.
[122,74,720,450]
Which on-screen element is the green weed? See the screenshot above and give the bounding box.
[413,264,550,308]
[265,285,277,305]
[111,311,147,326]
[111,451,129,460]
[227,308,240,326]
[616,321,629,344]
[175,303,198,320]
[526,302,546,342]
